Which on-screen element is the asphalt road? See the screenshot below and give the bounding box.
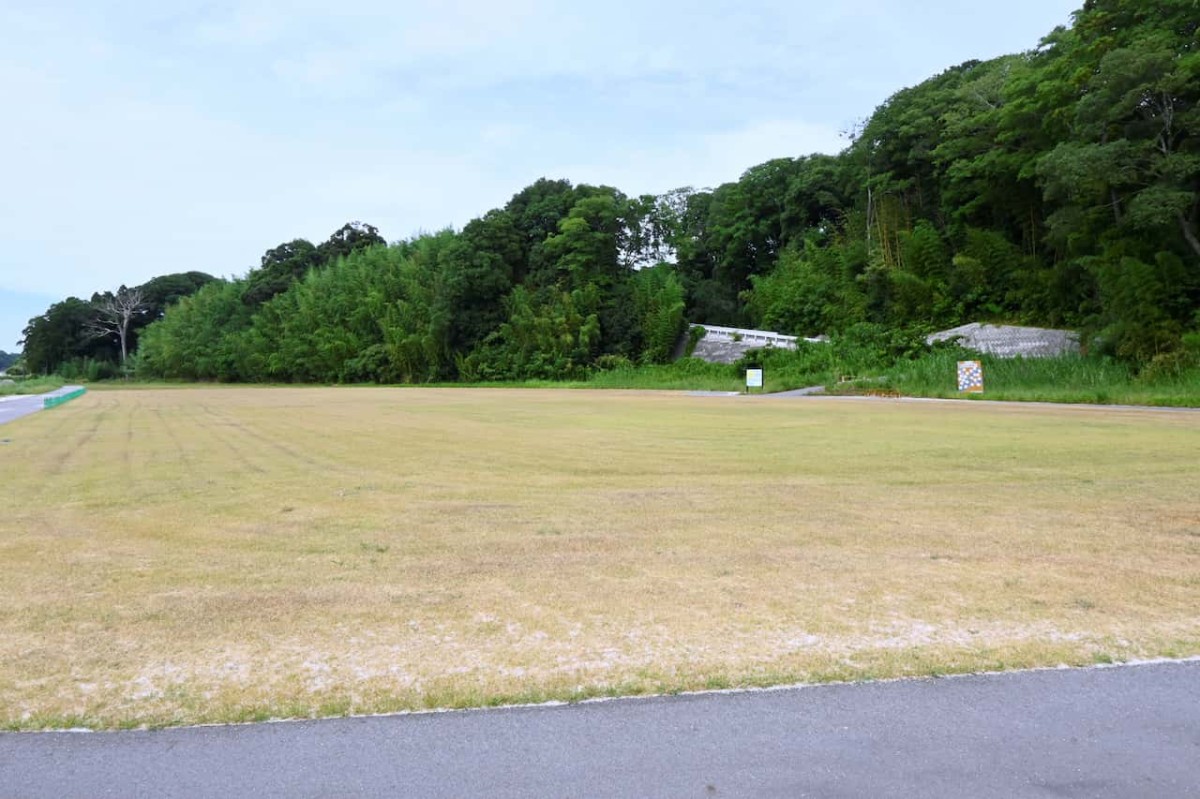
[2,661,1196,798]
[0,386,84,427]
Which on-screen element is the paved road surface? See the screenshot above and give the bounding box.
[0,386,84,427]
[2,661,1197,798]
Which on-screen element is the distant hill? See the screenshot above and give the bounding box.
[0,351,17,372]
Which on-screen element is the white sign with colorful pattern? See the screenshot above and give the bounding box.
[957,360,983,393]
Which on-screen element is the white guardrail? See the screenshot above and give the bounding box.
[697,325,826,349]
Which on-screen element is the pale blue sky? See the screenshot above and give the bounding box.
[0,0,1080,351]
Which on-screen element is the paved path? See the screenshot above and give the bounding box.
[2,661,1197,798]
[0,385,84,427]
[764,385,826,397]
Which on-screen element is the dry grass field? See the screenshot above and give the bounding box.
[1,387,1198,729]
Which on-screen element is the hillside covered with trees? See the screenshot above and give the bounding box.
[22,0,1200,383]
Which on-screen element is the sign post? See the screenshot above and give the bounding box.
[745,368,764,394]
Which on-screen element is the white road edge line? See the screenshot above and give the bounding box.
[39,654,1200,735]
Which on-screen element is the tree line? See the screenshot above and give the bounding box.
[21,272,218,379]
[21,0,1200,381]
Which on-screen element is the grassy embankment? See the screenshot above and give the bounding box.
[579,346,1200,406]
[0,376,65,397]
[867,350,1200,406]
[1,387,1197,730]
[69,332,1200,406]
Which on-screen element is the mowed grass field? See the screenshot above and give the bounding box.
[2,388,1198,729]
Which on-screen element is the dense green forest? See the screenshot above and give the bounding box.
[21,272,221,379]
[21,0,1200,383]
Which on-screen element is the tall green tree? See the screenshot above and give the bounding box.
[21,298,111,374]
[316,222,386,264]
[241,239,321,307]
[433,210,522,357]
[1018,0,1200,353]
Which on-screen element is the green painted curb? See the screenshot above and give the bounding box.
[43,388,87,409]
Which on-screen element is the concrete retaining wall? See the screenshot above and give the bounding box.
[927,323,1081,358]
[682,325,827,364]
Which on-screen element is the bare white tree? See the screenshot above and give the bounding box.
[88,287,145,368]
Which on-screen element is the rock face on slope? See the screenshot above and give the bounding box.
[927,323,1080,358]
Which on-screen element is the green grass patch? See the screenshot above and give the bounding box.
[583,359,745,392]
[0,376,65,396]
[580,344,841,393]
[581,339,1200,407]
[849,349,1200,407]
[84,336,1200,407]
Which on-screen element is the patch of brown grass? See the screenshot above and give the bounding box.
[1,388,1198,728]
